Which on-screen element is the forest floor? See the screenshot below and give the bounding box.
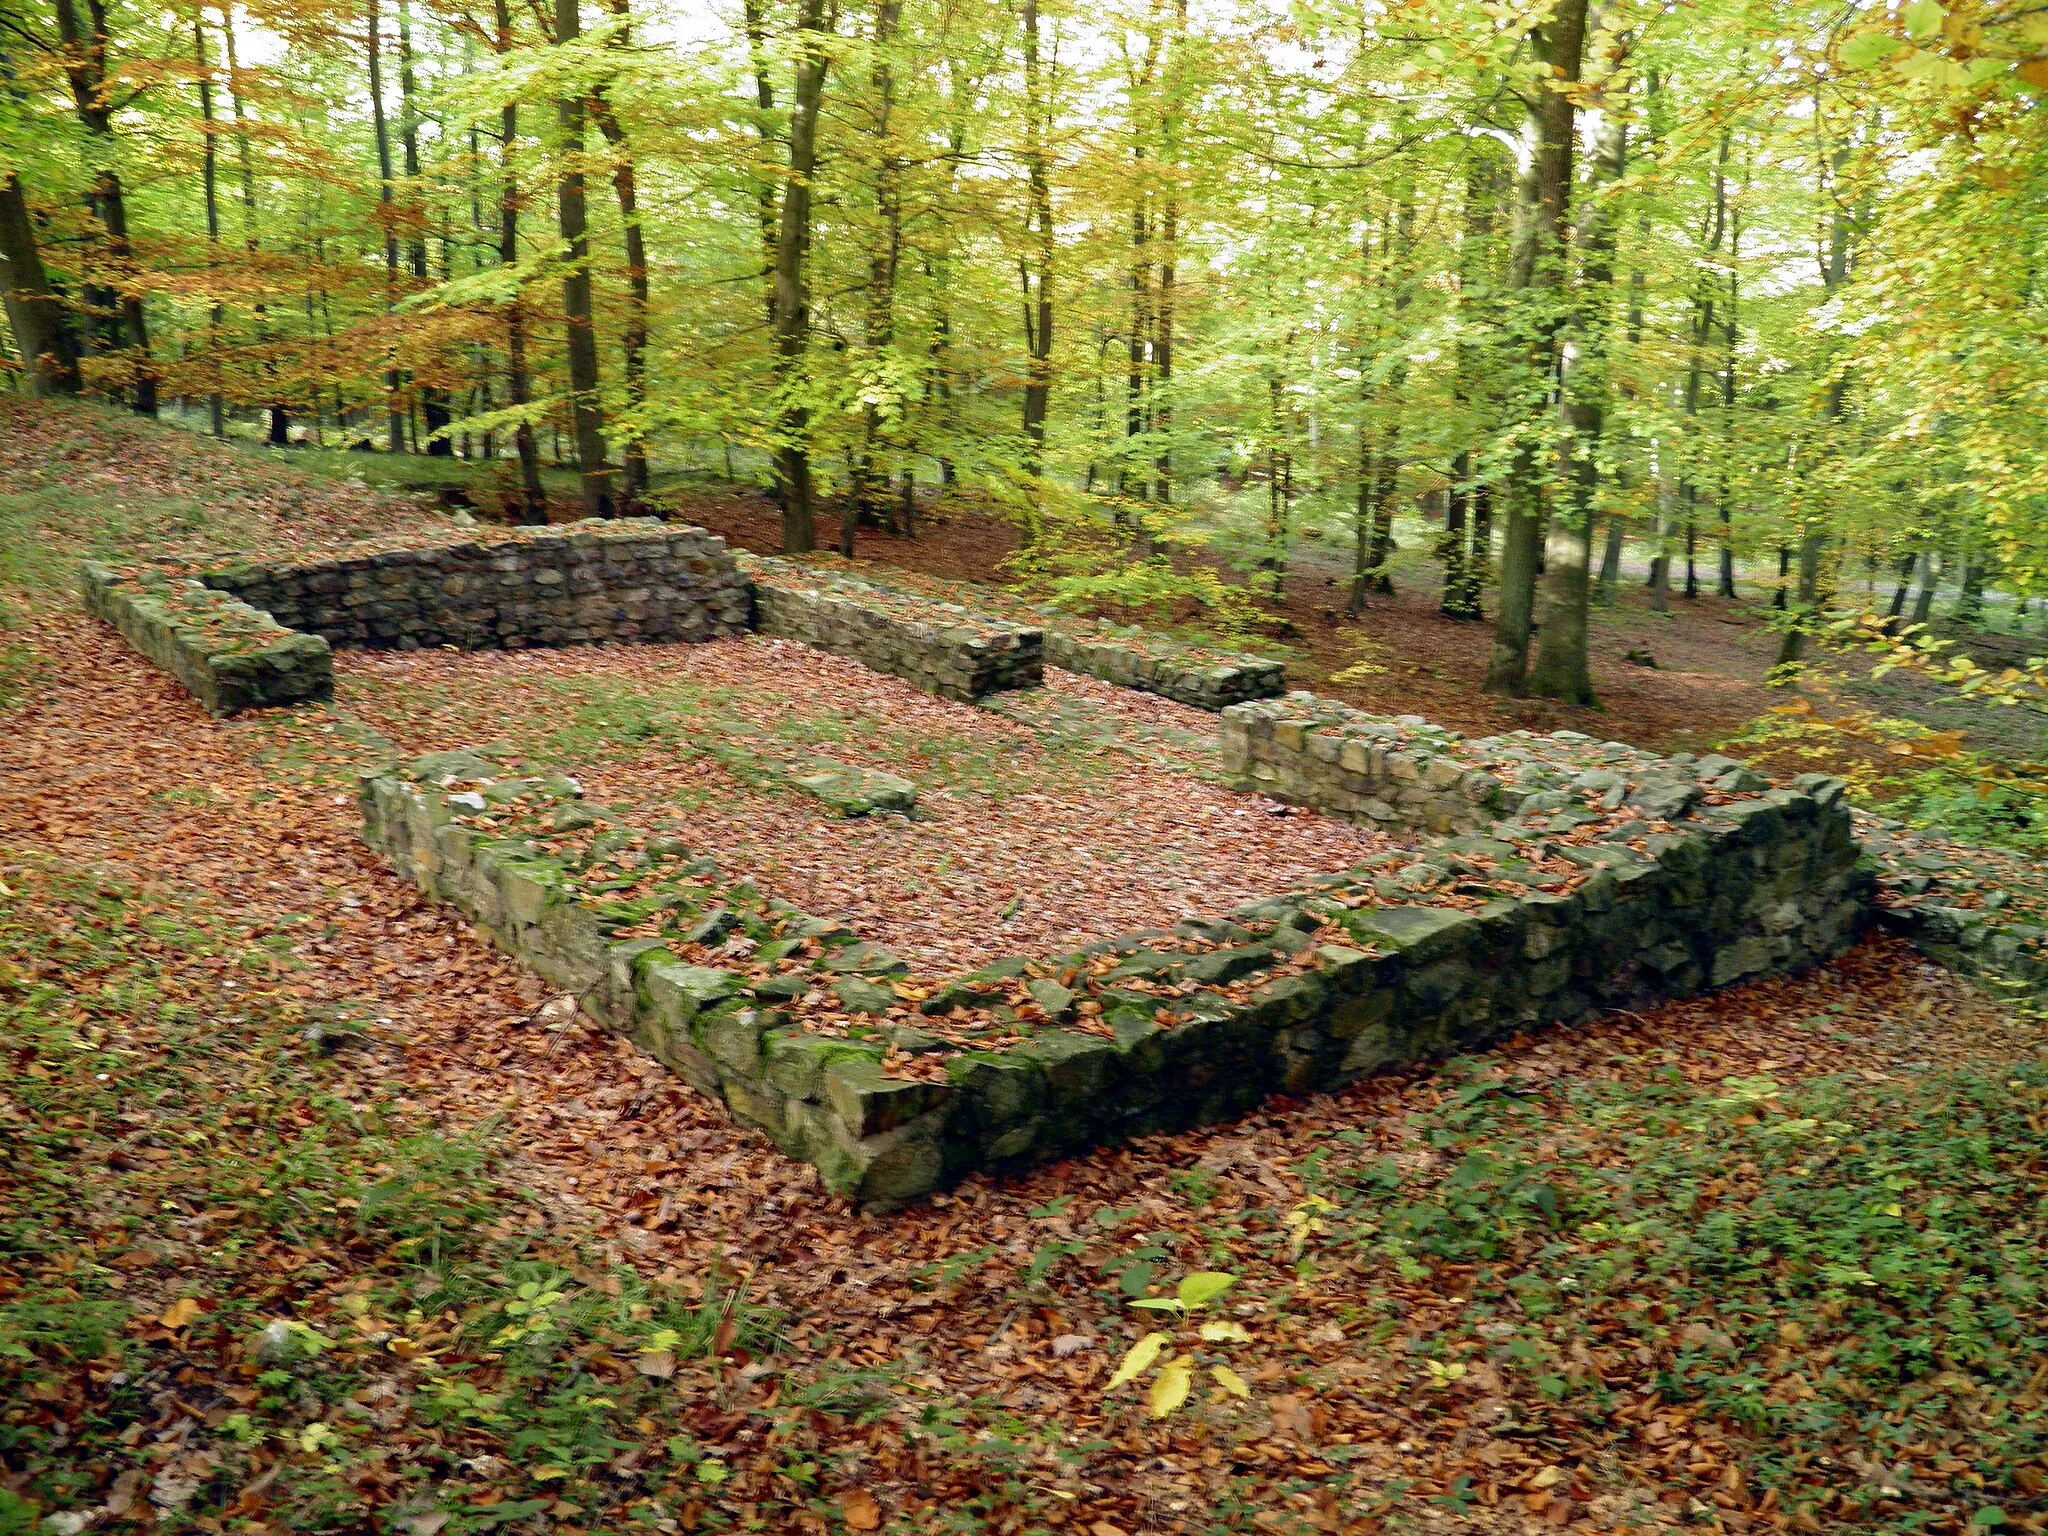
[4,400,2048,1536]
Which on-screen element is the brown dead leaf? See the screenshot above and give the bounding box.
[842,1490,882,1530]
[159,1297,205,1330]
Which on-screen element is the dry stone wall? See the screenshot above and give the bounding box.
[361,726,1869,1206]
[197,519,750,651]
[743,554,1042,702]
[80,561,332,717]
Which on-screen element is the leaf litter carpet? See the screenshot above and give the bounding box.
[5,607,2044,1535]
[305,636,1396,972]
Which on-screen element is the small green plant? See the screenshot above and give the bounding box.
[1105,1271,1254,1418]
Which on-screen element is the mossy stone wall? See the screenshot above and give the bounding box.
[80,561,333,717]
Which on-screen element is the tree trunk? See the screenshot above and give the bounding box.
[367,0,404,451]
[495,0,547,523]
[1440,451,1473,620]
[396,0,450,454]
[1884,547,1919,631]
[848,0,903,553]
[195,17,226,435]
[594,0,650,504]
[772,0,831,551]
[554,0,613,516]
[0,174,83,396]
[52,0,155,413]
[1483,0,1588,695]
[1019,0,1054,505]
[742,0,779,329]
[1777,156,1854,668]
[219,12,289,445]
[1530,94,1625,704]
[1597,515,1624,590]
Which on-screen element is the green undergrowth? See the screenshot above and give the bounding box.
[1295,1055,2048,1533]
[0,856,815,1533]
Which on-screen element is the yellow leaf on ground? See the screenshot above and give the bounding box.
[160,1297,204,1330]
[1107,1331,1170,1391]
[1148,1355,1193,1418]
[1200,1320,1252,1344]
[1211,1364,1251,1398]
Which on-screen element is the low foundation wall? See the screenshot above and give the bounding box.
[1041,630,1285,710]
[80,562,332,717]
[757,556,1287,710]
[362,730,1868,1206]
[1860,819,2048,997]
[744,555,1042,702]
[1223,693,1779,841]
[198,519,750,651]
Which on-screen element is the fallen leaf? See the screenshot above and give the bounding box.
[843,1490,882,1530]
[1108,1331,1169,1390]
[160,1297,205,1330]
[1148,1354,1193,1418]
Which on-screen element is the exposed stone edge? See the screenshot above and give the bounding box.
[742,554,1044,703]
[80,560,333,718]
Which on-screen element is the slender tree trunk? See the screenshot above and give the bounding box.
[1440,451,1472,620]
[742,0,779,329]
[195,17,226,436]
[848,0,903,552]
[0,173,83,395]
[1597,515,1624,589]
[1777,153,1854,667]
[555,0,613,516]
[772,0,831,551]
[594,0,650,504]
[495,0,547,522]
[1484,0,1588,695]
[1717,185,1742,598]
[366,0,404,451]
[396,0,450,454]
[1019,0,1054,505]
[220,11,288,445]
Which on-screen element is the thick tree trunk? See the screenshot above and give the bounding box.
[53,0,155,413]
[495,0,547,523]
[0,174,83,396]
[1483,0,1588,695]
[1884,548,1919,630]
[1530,102,1625,703]
[555,0,613,516]
[772,0,831,551]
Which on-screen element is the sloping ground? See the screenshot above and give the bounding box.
[4,400,2047,1533]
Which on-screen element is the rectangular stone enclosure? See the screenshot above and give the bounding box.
[360,721,1869,1204]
